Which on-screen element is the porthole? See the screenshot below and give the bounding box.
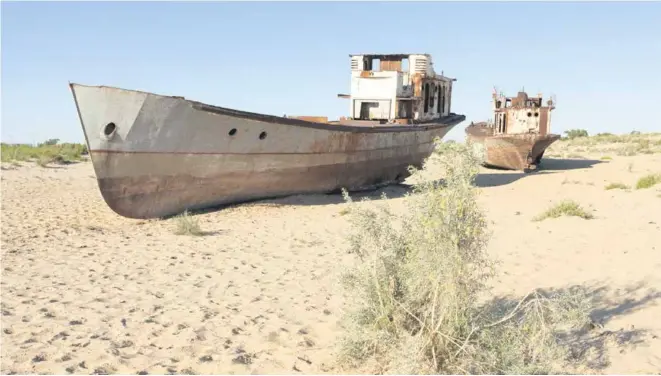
[259,131,267,140]
[103,122,117,136]
[228,128,237,136]
[534,112,539,117]
[527,112,532,117]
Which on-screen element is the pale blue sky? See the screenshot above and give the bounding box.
[2,1,660,144]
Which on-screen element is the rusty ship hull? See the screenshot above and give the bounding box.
[466,124,560,171]
[70,83,465,219]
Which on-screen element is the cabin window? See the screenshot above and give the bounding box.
[430,86,435,108]
[372,58,381,72]
[497,113,506,134]
[359,102,379,120]
[502,113,507,133]
[401,58,409,72]
[398,101,413,119]
[440,86,445,115]
[424,83,430,113]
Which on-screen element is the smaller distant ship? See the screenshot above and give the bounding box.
[466,90,560,171]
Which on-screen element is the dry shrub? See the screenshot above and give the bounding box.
[617,144,644,156]
[173,210,203,236]
[338,140,592,374]
[604,182,629,190]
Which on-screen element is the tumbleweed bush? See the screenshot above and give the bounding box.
[173,210,203,236]
[338,139,592,374]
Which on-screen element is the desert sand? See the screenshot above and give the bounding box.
[1,149,661,374]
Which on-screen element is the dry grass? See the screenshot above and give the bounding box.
[562,178,584,185]
[635,173,661,190]
[337,140,593,374]
[173,210,203,236]
[547,132,661,158]
[533,200,594,221]
[604,182,630,190]
[1,140,88,166]
[338,207,351,216]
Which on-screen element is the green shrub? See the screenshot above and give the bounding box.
[1,141,87,165]
[533,200,594,221]
[635,174,661,190]
[38,138,60,146]
[563,129,589,139]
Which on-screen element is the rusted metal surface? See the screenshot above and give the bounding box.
[70,80,465,219]
[287,116,329,123]
[379,59,402,72]
[465,90,559,171]
[538,107,550,135]
[467,126,560,171]
[412,73,424,97]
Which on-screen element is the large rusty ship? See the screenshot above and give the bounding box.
[466,90,560,171]
[70,53,465,219]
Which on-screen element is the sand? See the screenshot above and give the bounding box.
[2,152,661,374]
